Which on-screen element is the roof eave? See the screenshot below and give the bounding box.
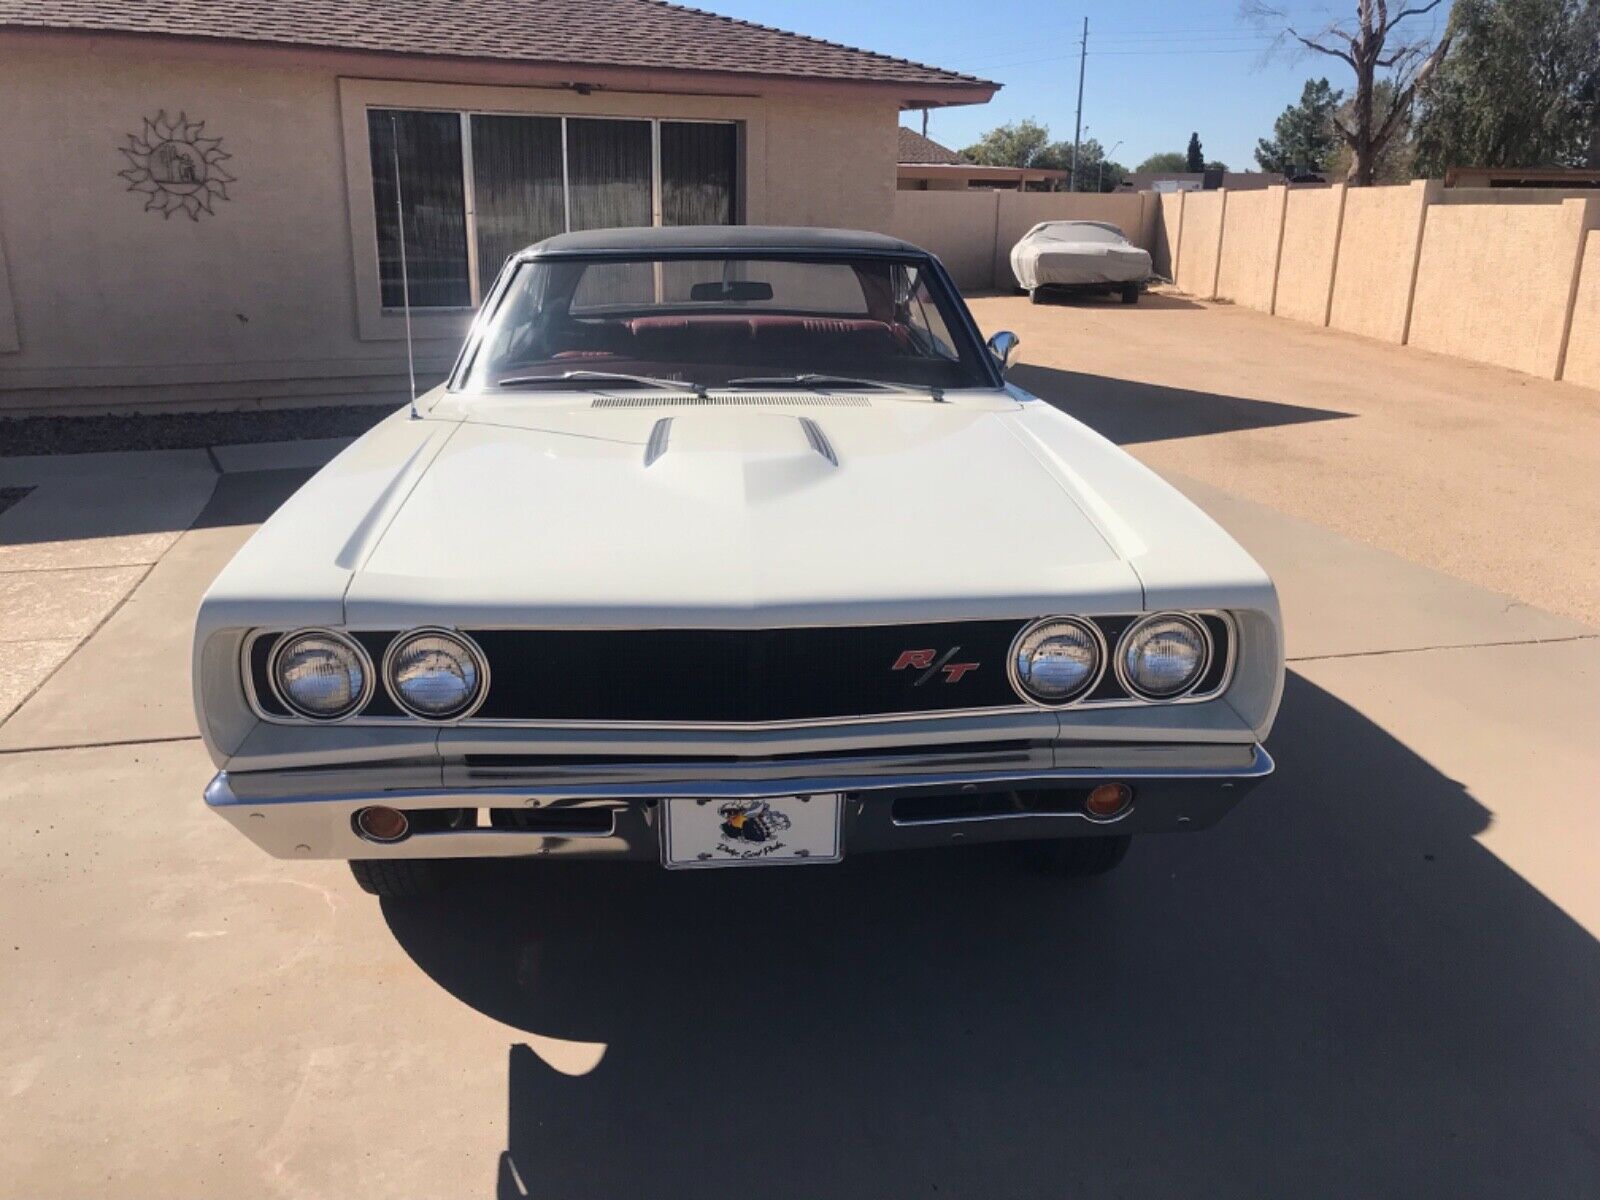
[0,25,999,106]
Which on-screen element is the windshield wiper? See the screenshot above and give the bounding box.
[723,373,944,401]
[497,370,707,397]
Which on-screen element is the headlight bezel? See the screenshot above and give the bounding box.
[266,627,375,723]
[1007,616,1108,708]
[1115,612,1214,702]
[381,626,490,722]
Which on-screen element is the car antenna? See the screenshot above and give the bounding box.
[390,114,419,420]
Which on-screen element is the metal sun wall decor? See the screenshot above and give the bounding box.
[118,111,235,220]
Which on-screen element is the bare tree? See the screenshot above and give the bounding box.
[1245,0,1453,185]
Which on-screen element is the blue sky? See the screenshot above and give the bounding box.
[703,0,1453,171]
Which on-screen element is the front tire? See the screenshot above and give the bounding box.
[1021,834,1132,878]
[1120,283,1140,305]
[349,858,448,898]
[1029,287,1046,305]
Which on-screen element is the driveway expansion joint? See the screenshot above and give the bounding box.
[0,733,202,757]
[1288,633,1599,664]
[0,560,164,576]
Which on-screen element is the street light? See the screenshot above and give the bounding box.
[1099,140,1124,192]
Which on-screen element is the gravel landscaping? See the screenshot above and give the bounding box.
[0,404,397,457]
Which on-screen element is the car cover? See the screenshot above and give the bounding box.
[1009,220,1153,290]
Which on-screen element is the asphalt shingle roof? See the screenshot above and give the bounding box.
[897,126,965,164]
[0,0,994,90]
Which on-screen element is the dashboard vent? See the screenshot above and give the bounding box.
[591,393,872,408]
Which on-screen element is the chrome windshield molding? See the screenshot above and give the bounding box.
[206,746,1272,810]
[262,628,376,724]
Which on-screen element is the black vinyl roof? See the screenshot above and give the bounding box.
[523,225,928,258]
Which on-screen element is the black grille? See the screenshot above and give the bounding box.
[470,622,1027,722]
[247,614,1232,724]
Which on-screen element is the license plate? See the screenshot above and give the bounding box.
[661,794,842,868]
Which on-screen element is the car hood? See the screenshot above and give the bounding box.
[338,391,1147,627]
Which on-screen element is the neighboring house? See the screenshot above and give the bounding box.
[1444,166,1600,189]
[0,1,994,413]
[1118,170,1284,193]
[896,127,1068,192]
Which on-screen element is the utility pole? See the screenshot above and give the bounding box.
[1069,16,1087,192]
[921,107,929,139]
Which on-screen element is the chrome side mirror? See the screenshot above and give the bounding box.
[987,330,1020,372]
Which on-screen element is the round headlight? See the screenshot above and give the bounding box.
[1119,614,1211,700]
[270,630,370,721]
[385,629,486,720]
[1010,618,1104,705]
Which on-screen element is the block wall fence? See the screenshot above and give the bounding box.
[1158,181,1599,387]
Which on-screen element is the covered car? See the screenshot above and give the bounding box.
[1010,220,1153,304]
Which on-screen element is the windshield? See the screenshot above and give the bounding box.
[459,252,996,391]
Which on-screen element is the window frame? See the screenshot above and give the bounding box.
[340,79,757,346]
[367,107,740,313]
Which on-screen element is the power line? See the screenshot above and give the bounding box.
[896,8,1336,58]
[953,32,1293,68]
[1093,45,1279,56]
[955,33,1278,65]
[953,44,1279,71]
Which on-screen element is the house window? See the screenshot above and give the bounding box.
[468,114,564,290]
[368,109,740,310]
[567,117,653,233]
[661,121,738,227]
[368,111,472,310]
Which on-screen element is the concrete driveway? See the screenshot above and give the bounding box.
[2,300,1597,1198]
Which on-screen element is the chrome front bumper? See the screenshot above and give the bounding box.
[205,744,1274,861]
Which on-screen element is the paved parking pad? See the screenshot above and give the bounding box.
[977,291,1600,626]
[1,438,1595,1195]
[0,451,218,722]
[0,469,312,750]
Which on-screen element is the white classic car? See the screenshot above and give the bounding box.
[1009,220,1154,305]
[194,226,1282,898]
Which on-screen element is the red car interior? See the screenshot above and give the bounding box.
[548,313,913,367]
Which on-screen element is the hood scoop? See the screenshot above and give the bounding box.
[798,416,838,466]
[592,393,872,409]
[640,412,840,499]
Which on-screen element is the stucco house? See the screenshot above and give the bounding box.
[0,1,995,414]
[896,127,1068,192]
[1117,170,1284,193]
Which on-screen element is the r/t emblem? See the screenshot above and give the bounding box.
[892,647,980,685]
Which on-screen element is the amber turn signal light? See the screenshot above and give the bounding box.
[1085,783,1133,819]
